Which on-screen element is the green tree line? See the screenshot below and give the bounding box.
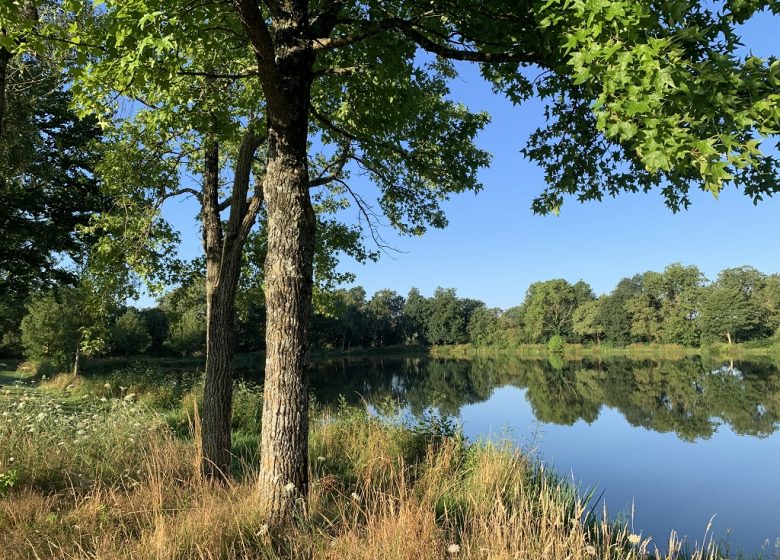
[8,262,780,369]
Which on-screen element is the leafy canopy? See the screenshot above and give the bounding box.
[56,0,778,251]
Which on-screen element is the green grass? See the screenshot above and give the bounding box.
[0,360,747,559]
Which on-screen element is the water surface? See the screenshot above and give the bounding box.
[306,356,780,556]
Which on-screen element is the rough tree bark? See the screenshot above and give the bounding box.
[240,2,317,521]
[200,128,265,479]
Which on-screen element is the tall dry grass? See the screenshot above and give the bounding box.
[1,378,728,560]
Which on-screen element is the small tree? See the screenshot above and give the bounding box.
[111,309,152,356]
[20,291,80,370]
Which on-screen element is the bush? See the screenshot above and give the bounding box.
[111,310,152,356]
[546,335,566,354]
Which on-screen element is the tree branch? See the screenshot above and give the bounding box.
[178,68,259,80]
[312,16,537,64]
[309,143,351,187]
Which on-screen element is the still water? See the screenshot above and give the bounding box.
[308,356,780,556]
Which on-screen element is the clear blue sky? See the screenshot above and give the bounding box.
[156,10,779,310]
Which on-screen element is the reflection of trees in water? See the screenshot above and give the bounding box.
[309,356,780,440]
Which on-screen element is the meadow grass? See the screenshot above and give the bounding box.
[0,367,735,560]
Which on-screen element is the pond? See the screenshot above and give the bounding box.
[306,355,780,557]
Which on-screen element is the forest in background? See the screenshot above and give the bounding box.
[5,262,779,371]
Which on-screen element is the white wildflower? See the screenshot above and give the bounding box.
[284,482,296,494]
[350,492,360,502]
[104,383,111,389]
[447,544,461,555]
[124,393,136,401]
[256,524,269,537]
[317,456,325,462]
[585,545,596,555]
[628,534,641,545]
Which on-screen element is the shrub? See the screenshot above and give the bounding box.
[546,335,566,355]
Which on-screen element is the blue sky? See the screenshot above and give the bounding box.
[157,10,779,310]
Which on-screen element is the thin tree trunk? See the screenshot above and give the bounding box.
[72,342,81,376]
[0,49,10,140]
[726,331,732,346]
[200,127,265,479]
[199,140,236,479]
[201,260,241,479]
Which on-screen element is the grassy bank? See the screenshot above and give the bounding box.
[0,368,734,559]
[430,342,780,362]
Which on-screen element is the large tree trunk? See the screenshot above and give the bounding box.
[256,65,316,522]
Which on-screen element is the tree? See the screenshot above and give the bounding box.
[626,292,663,342]
[140,308,170,356]
[521,279,579,342]
[468,306,501,345]
[20,291,81,371]
[425,288,468,345]
[402,288,428,344]
[160,281,207,357]
[572,299,605,344]
[64,0,779,521]
[600,276,643,344]
[700,267,768,344]
[20,282,112,373]
[759,274,780,335]
[365,289,405,346]
[0,49,105,302]
[654,264,705,345]
[111,309,152,356]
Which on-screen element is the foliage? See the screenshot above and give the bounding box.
[700,267,768,344]
[111,309,152,356]
[0,54,105,301]
[20,290,82,370]
[521,279,586,343]
[572,299,605,343]
[547,335,567,355]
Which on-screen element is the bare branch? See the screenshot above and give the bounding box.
[335,178,399,256]
[309,143,351,188]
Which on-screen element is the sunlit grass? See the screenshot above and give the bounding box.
[0,369,739,560]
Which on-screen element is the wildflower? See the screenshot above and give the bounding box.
[124,393,136,401]
[317,456,325,462]
[256,524,269,537]
[100,397,107,402]
[35,412,46,421]
[284,482,296,494]
[104,383,111,389]
[350,492,360,502]
[447,544,461,555]
[628,534,641,545]
[8,457,13,463]
[585,545,596,555]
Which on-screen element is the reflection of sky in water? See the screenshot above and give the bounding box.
[459,386,780,556]
[306,356,780,556]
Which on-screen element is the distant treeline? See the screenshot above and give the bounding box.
[315,264,780,350]
[4,263,780,366]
